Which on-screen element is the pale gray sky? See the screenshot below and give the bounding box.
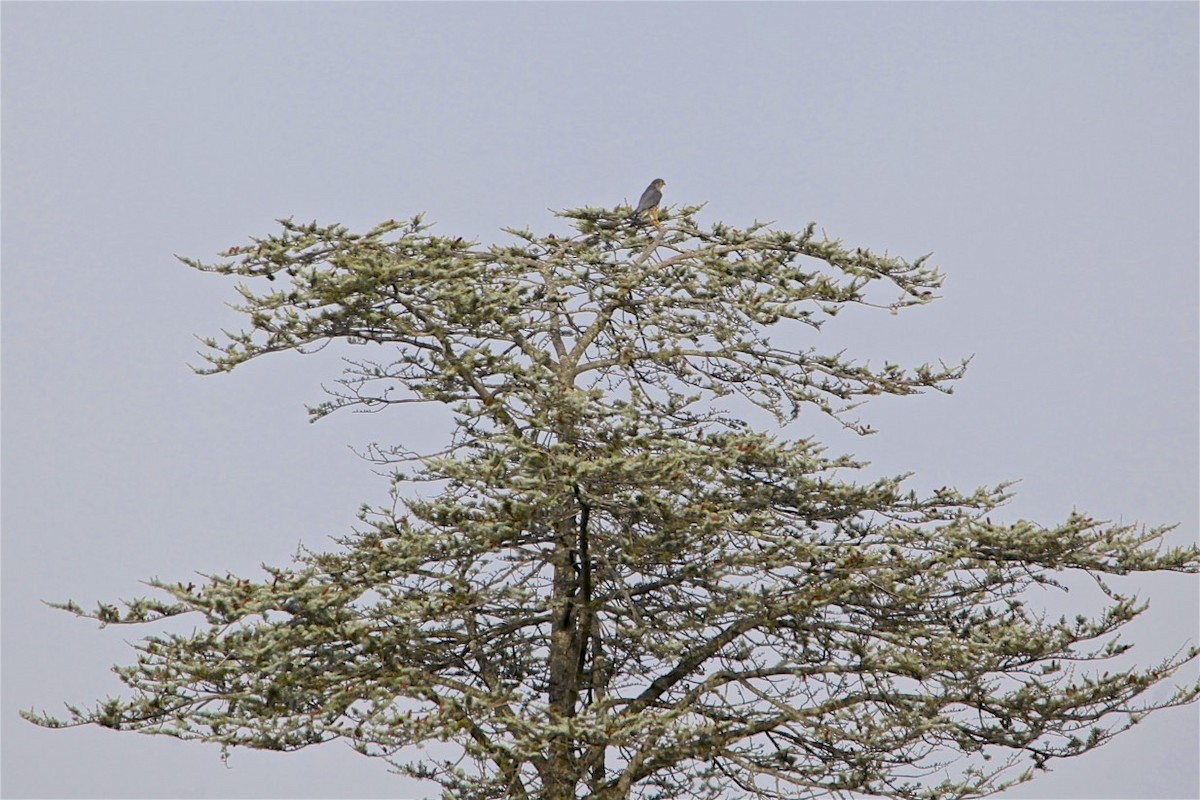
[3,3,1197,798]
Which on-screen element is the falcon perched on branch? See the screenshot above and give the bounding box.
[632,178,665,227]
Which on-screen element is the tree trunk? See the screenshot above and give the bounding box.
[544,511,582,799]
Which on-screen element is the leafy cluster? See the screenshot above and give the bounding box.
[26,204,1199,800]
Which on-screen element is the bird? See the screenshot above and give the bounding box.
[632,178,666,228]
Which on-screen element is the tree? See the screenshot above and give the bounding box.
[25,201,1199,800]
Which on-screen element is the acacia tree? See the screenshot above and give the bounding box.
[26,200,1199,800]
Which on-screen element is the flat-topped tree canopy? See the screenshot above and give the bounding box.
[26,204,1199,800]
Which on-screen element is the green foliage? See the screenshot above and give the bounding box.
[26,204,1199,800]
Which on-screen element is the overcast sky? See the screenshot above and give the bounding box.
[3,3,1197,799]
